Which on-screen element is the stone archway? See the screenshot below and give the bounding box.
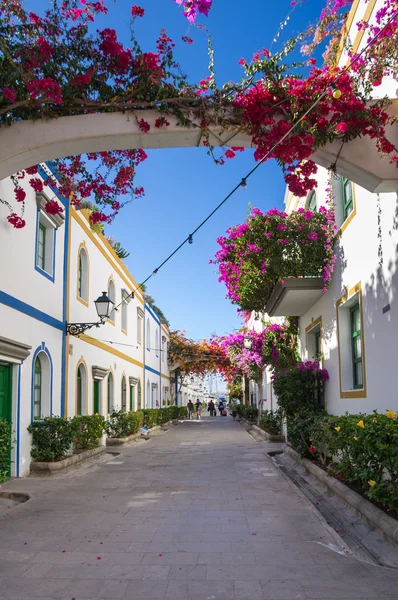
[1,105,398,193]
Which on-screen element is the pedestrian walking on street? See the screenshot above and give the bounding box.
[208,399,216,417]
[195,399,202,420]
[187,399,194,420]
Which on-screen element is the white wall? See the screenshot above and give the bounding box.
[68,208,145,417]
[294,175,398,415]
[0,166,66,476]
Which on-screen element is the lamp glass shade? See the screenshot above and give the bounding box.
[243,336,252,350]
[95,291,113,319]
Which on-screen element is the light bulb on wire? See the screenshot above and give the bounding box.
[240,178,247,191]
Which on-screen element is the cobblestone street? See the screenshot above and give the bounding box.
[1,416,397,600]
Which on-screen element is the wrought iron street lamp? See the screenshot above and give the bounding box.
[243,336,252,350]
[66,291,114,336]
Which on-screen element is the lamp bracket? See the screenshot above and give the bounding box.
[66,319,105,336]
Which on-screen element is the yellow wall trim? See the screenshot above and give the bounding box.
[335,181,357,240]
[346,0,378,65]
[72,209,144,304]
[76,357,89,416]
[305,316,323,363]
[78,333,144,368]
[76,241,90,307]
[64,206,73,419]
[336,281,367,399]
[161,373,170,380]
[335,0,361,63]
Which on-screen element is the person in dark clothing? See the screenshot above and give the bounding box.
[208,400,216,417]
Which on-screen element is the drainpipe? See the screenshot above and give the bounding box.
[159,323,161,407]
[143,304,146,409]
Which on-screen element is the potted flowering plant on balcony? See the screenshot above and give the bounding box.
[213,206,336,313]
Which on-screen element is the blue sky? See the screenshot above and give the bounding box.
[29,0,325,339]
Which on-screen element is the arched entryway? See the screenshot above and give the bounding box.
[1,108,398,193]
[76,361,87,415]
[121,375,127,412]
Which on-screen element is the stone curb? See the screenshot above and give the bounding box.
[106,420,176,445]
[30,445,106,474]
[106,432,144,446]
[284,445,398,545]
[251,424,285,443]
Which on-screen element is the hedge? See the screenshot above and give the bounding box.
[28,407,189,463]
[234,404,258,421]
[28,416,74,462]
[259,409,283,435]
[0,418,13,482]
[288,409,398,512]
[106,409,143,438]
[72,414,106,449]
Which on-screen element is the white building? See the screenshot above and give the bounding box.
[66,207,147,419]
[0,165,67,477]
[144,302,171,408]
[259,0,398,416]
[0,176,173,477]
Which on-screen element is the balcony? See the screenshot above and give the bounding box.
[265,278,325,317]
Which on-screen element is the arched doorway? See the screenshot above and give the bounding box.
[137,380,142,410]
[121,376,127,412]
[107,371,114,414]
[76,362,87,415]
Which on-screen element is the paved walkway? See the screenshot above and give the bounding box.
[1,416,398,599]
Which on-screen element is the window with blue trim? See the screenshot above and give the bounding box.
[146,318,151,350]
[36,211,56,280]
[33,356,42,420]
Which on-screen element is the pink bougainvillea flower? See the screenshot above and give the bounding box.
[182,36,194,45]
[89,211,109,225]
[138,119,151,133]
[131,5,145,17]
[2,87,17,103]
[45,200,64,216]
[29,178,44,193]
[225,149,236,159]
[336,121,349,134]
[15,188,26,203]
[155,117,170,128]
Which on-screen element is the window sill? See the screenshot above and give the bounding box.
[340,388,367,399]
[77,295,89,307]
[335,207,357,240]
[35,264,55,283]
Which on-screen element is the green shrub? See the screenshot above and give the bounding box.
[233,404,258,421]
[273,361,329,418]
[290,409,398,511]
[287,408,328,459]
[106,409,143,438]
[0,418,12,482]
[28,416,74,462]
[157,407,172,424]
[178,406,188,418]
[260,409,283,435]
[71,414,106,450]
[244,406,259,421]
[142,409,158,429]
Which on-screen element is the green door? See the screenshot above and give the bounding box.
[0,363,12,478]
[93,380,100,414]
[130,386,135,412]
